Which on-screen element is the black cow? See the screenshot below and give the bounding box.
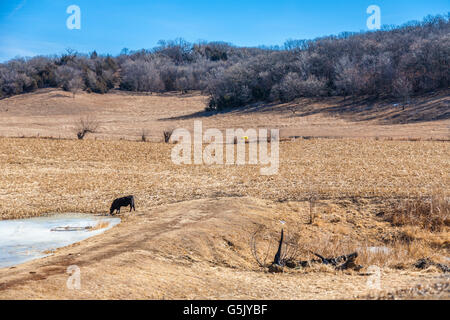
[110,195,135,215]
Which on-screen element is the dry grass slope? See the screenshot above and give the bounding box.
[0,197,448,299]
[0,89,449,141]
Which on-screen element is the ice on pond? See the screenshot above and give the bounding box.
[0,213,120,269]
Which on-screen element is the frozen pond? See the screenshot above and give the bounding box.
[0,213,120,269]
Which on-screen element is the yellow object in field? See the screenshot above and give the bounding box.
[243,136,248,140]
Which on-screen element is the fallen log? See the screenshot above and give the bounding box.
[335,253,362,271]
[312,252,359,267]
[51,226,92,232]
[285,252,362,271]
[414,258,449,273]
[266,229,363,273]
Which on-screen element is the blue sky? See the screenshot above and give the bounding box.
[0,0,448,62]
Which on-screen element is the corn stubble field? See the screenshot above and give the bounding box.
[0,89,449,299]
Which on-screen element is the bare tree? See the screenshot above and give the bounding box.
[68,77,83,99]
[120,60,165,92]
[334,56,363,99]
[55,65,81,92]
[393,76,413,108]
[75,116,99,140]
[1,14,449,106]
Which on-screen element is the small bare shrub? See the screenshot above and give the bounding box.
[75,116,99,140]
[163,128,174,143]
[141,129,148,142]
[251,226,273,268]
[309,195,317,224]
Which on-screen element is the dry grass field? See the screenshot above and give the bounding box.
[0,137,448,219]
[0,89,448,299]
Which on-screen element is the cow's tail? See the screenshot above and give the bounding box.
[131,196,136,211]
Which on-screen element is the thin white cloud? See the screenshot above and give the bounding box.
[0,37,60,62]
[9,0,27,18]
